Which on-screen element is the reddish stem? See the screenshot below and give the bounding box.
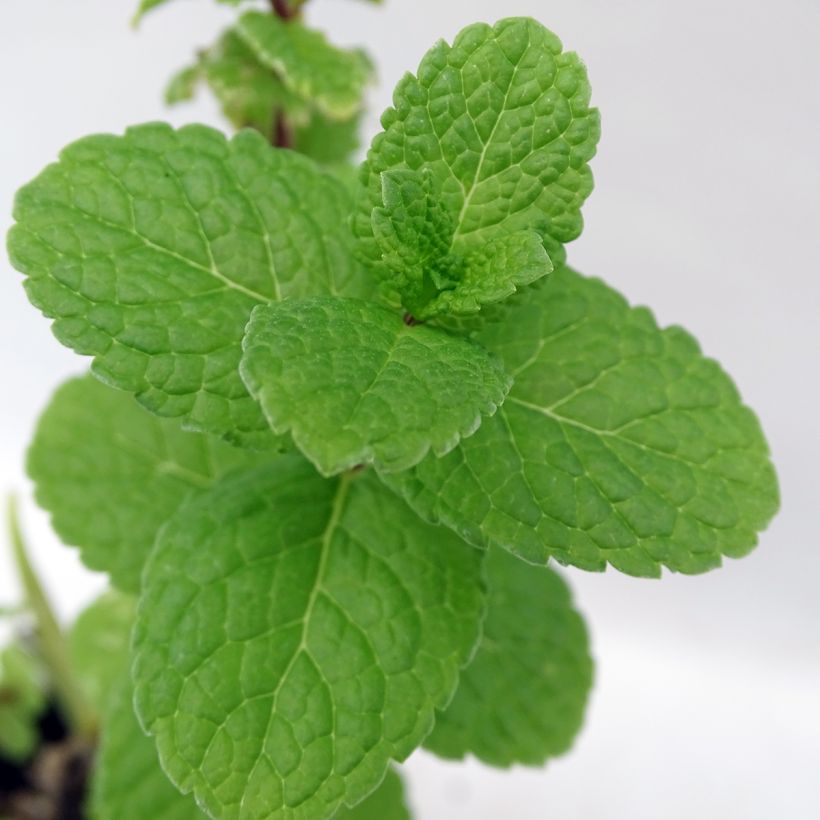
[270,0,297,19]
[273,110,293,149]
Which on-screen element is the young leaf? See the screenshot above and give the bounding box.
[371,168,552,318]
[386,266,779,577]
[425,548,592,766]
[240,297,511,475]
[8,123,369,447]
[133,457,485,819]
[68,591,136,707]
[0,646,46,762]
[91,675,204,820]
[27,375,264,592]
[165,31,310,136]
[355,17,600,278]
[335,769,410,820]
[237,11,372,120]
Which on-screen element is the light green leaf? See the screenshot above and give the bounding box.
[425,548,592,766]
[237,11,372,120]
[240,297,511,475]
[386,266,779,576]
[28,374,264,591]
[91,674,204,820]
[335,769,410,820]
[68,591,136,708]
[166,31,309,136]
[165,29,362,166]
[355,17,600,279]
[165,64,202,105]
[0,646,46,762]
[9,123,369,447]
[372,168,551,318]
[133,457,485,819]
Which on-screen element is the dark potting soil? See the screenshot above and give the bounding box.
[0,702,93,820]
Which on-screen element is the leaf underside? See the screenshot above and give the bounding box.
[426,547,592,766]
[240,297,512,475]
[385,266,779,577]
[27,374,264,592]
[133,457,485,819]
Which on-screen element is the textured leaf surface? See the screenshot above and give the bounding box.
[241,297,511,475]
[133,457,485,819]
[372,168,551,318]
[9,123,367,446]
[68,591,136,707]
[91,675,204,820]
[28,374,262,591]
[425,548,592,766]
[0,647,45,762]
[387,266,779,576]
[335,769,410,819]
[355,17,599,276]
[237,12,372,120]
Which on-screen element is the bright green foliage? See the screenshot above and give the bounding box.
[372,168,551,318]
[8,124,368,447]
[27,375,263,592]
[355,17,600,278]
[237,12,372,121]
[241,297,511,475]
[133,457,485,819]
[68,591,136,706]
[92,676,204,820]
[425,548,592,766]
[335,770,410,820]
[166,31,308,136]
[387,266,779,576]
[0,646,45,762]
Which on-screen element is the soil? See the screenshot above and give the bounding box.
[0,703,93,820]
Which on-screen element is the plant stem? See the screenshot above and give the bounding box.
[7,495,97,739]
[271,0,297,20]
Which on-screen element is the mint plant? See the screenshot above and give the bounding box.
[2,1,778,818]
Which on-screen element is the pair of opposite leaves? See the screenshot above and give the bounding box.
[12,15,777,820]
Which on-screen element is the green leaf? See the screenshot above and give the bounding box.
[91,675,204,820]
[355,17,600,279]
[165,63,202,105]
[28,374,264,591]
[386,266,779,576]
[372,168,551,318]
[294,111,362,167]
[425,548,592,766]
[68,591,136,708]
[133,457,485,819]
[335,769,410,820]
[166,31,309,136]
[240,297,511,475]
[8,123,369,447]
[0,646,46,762]
[237,11,372,120]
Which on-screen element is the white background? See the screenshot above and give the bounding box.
[1,1,819,817]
